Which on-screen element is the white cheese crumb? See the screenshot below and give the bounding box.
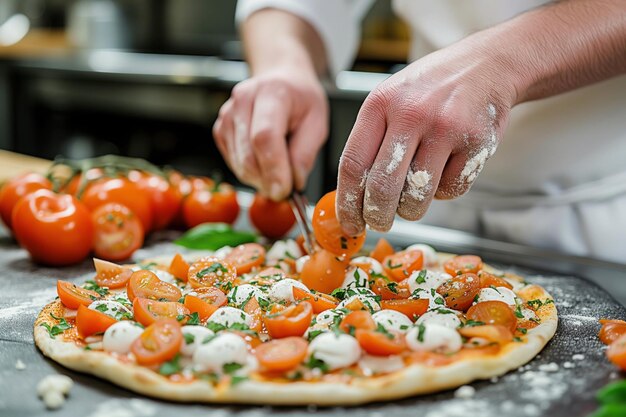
[538,363,559,373]
[37,374,73,410]
[454,385,476,399]
[15,359,25,370]
[562,361,575,369]
[572,354,585,361]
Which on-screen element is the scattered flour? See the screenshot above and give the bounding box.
[460,148,491,184]
[386,141,406,174]
[359,169,369,189]
[15,359,25,370]
[454,385,476,399]
[538,363,559,373]
[572,354,585,361]
[87,399,157,417]
[0,287,56,320]
[404,170,432,202]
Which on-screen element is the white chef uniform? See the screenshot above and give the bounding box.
[236,0,626,263]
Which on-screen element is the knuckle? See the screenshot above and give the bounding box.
[338,149,367,179]
[431,113,458,137]
[250,127,275,149]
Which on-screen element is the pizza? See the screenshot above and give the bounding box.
[34,191,558,406]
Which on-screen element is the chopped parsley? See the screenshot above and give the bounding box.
[139,262,158,270]
[186,312,201,325]
[40,313,71,337]
[386,282,398,294]
[206,322,227,332]
[330,288,347,300]
[83,280,109,297]
[415,270,427,284]
[307,329,325,341]
[386,260,402,269]
[375,323,394,340]
[416,323,426,342]
[434,297,445,305]
[230,375,248,386]
[517,328,528,335]
[527,299,554,310]
[223,362,243,374]
[305,355,330,373]
[514,304,525,319]
[197,263,228,277]
[95,304,108,312]
[184,333,195,344]
[159,354,182,376]
[463,319,485,327]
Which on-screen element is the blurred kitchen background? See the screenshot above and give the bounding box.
[0,0,409,199]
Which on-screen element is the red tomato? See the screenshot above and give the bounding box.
[223,243,266,274]
[299,249,349,294]
[383,250,424,282]
[93,258,133,289]
[187,257,237,289]
[183,287,227,320]
[128,171,181,230]
[131,319,183,366]
[62,168,104,195]
[81,177,153,232]
[255,337,308,373]
[371,278,411,300]
[466,301,518,333]
[443,255,483,276]
[126,270,182,302]
[599,319,626,346]
[12,190,94,266]
[356,329,406,356]
[459,324,513,345]
[182,182,240,227]
[91,203,144,261]
[477,270,513,290]
[436,273,481,311]
[370,238,394,263]
[169,253,190,282]
[263,302,313,339]
[380,299,429,320]
[312,190,365,257]
[0,172,52,229]
[249,194,296,239]
[57,280,101,309]
[292,287,338,313]
[76,304,117,338]
[133,297,189,327]
[607,333,626,370]
[339,310,376,333]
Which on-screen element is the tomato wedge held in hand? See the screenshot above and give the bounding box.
[131,319,183,366]
[383,250,424,282]
[223,243,266,274]
[126,270,182,302]
[133,298,189,326]
[92,203,144,262]
[292,287,338,313]
[76,304,118,338]
[57,280,101,309]
[255,337,308,373]
[187,257,238,289]
[264,302,313,339]
[466,301,518,333]
[312,190,366,258]
[443,255,483,276]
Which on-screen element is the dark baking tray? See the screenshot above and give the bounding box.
[1,222,625,417]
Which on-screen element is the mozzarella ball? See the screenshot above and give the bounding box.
[307,333,361,371]
[416,308,462,329]
[406,270,452,293]
[295,255,310,273]
[266,239,302,262]
[315,308,348,326]
[405,244,438,266]
[341,267,369,290]
[337,288,381,313]
[36,374,73,397]
[152,269,177,284]
[102,321,144,354]
[350,256,383,274]
[207,306,252,328]
[227,284,264,307]
[372,309,413,333]
[192,333,249,373]
[410,287,447,309]
[212,246,233,259]
[180,326,214,357]
[358,355,404,376]
[88,300,132,320]
[406,324,462,354]
[475,287,517,306]
[268,278,309,303]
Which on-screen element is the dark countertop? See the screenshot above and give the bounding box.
[1,209,625,417]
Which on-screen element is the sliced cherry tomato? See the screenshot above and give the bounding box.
[312,190,365,257]
[607,333,626,371]
[93,258,133,289]
[371,278,411,300]
[57,280,101,309]
[187,257,238,289]
[370,238,394,263]
[295,234,309,254]
[131,319,183,366]
[127,170,181,230]
[133,297,189,327]
[380,299,429,320]
[292,287,338,313]
[243,296,264,333]
[339,310,376,334]
[436,273,481,311]
[126,270,182,302]
[249,194,296,239]
[92,203,144,262]
[76,304,118,338]
[12,190,93,266]
[254,267,288,285]
[443,255,483,276]
[478,270,513,290]
[182,182,240,227]
[82,177,153,232]
[223,243,266,274]
[169,253,190,282]
[264,302,313,339]
[356,329,406,356]
[0,172,52,229]
[466,301,518,333]
[183,287,227,320]
[599,319,626,346]
[459,324,513,344]
[299,249,349,293]
[383,249,424,282]
[255,337,308,373]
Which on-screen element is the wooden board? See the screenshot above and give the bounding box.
[0,150,51,184]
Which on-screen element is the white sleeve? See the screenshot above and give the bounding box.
[235,0,374,76]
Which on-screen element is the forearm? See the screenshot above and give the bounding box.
[474,0,626,104]
[241,9,328,77]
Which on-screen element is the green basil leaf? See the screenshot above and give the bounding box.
[174,223,257,250]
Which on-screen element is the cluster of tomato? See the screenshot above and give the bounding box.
[0,167,296,266]
[598,319,626,371]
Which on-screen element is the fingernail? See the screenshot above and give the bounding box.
[270,183,283,201]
